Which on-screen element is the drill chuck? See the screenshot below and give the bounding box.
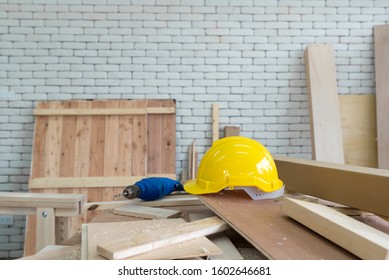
[122,185,141,199]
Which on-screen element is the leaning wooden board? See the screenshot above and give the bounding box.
[200,190,356,260]
[25,99,176,256]
[305,44,344,164]
[374,24,389,170]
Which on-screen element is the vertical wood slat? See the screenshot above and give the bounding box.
[31,102,49,179]
[44,102,64,177]
[59,101,77,177]
[103,100,120,176]
[374,24,389,169]
[162,100,176,174]
[74,100,92,177]
[305,44,344,164]
[129,100,147,176]
[147,100,163,174]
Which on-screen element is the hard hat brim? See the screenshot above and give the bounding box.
[184,179,209,195]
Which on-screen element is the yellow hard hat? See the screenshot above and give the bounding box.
[184,136,283,195]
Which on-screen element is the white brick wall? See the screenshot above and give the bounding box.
[1,0,389,258]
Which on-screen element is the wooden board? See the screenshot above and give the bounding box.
[275,156,389,217]
[96,216,228,260]
[374,24,389,169]
[339,95,378,168]
[281,197,389,260]
[224,126,240,137]
[305,44,344,164]
[200,190,356,260]
[25,99,176,256]
[85,219,222,260]
[113,204,181,219]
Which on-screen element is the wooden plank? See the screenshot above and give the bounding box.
[85,219,221,260]
[113,204,181,219]
[104,100,120,176]
[59,101,77,177]
[281,197,389,260]
[18,245,81,260]
[339,95,378,168]
[275,156,389,217]
[209,233,243,260]
[83,194,203,212]
[374,24,389,169]
[147,100,163,174]
[33,107,175,116]
[74,101,92,177]
[305,44,344,164]
[161,100,176,174]
[200,190,356,259]
[0,192,85,205]
[129,100,147,176]
[212,103,219,142]
[35,207,55,252]
[31,102,49,178]
[96,216,228,260]
[188,141,197,180]
[29,175,176,189]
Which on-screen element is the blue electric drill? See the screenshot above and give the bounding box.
[114,177,184,201]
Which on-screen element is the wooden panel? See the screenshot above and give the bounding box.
[200,190,356,259]
[305,44,344,164]
[374,24,389,169]
[26,99,176,256]
[96,216,228,260]
[339,95,378,168]
[85,219,222,260]
[113,205,181,219]
[281,197,389,260]
[275,156,389,217]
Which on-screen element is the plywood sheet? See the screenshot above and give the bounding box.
[339,95,377,168]
[85,219,221,260]
[305,44,344,164]
[374,24,389,169]
[200,190,356,260]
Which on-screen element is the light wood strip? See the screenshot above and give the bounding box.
[374,24,389,169]
[35,207,55,253]
[86,219,221,260]
[275,156,389,217]
[129,100,147,176]
[29,174,177,189]
[113,204,181,219]
[34,107,175,116]
[281,197,389,260]
[74,101,92,177]
[96,216,228,260]
[31,102,49,178]
[147,100,163,174]
[103,100,120,176]
[161,100,176,174]
[339,95,378,168]
[212,103,219,142]
[305,44,344,164]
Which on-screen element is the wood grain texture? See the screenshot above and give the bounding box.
[26,99,176,256]
[374,24,389,169]
[275,156,389,217]
[339,95,378,168]
[85,219,221,260]
[305,44,344,164]
[200,190,356,260]
[96,216,228,260]
[281,197,389,260]
[113,204,181,219]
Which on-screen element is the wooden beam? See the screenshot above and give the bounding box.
[275,156,389,217]
[113,205,181,219]
[33,107,175,116]
[212,103,219,142]
[374,24,389,169]
[36,208,55,253]
[281,197,389,260]
[29,174,176,189]
[305,44,344,164]
[96,216,229,260]
[0,192,85,210]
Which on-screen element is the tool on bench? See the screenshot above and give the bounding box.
[113,177,184,201]
[184,136,285,200]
